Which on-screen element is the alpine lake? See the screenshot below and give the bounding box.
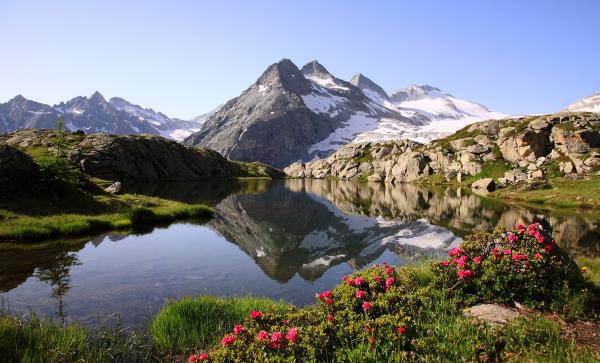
[1,179,598,329]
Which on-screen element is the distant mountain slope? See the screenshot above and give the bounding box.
[184,59,507,167]
[564,92,600,113]
[0,93,204,141]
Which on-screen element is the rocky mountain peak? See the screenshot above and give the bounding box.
[89,91,107,104]
[350,73,389,100]
[301,60,334,79]
[11,95,28,104]
[256,58,311,95]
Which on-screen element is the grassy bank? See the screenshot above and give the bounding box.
[151,296,290,354]
[0,193,214,242]
[493,176,600,210]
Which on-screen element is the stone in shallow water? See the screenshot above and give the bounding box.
[463,303,520,325]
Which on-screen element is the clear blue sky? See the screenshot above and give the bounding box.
[1,0,598,119]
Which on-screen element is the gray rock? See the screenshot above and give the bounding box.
[105,181,122,194]
[471,178,496,194]
[503,169,527,184]
[463,304,520,325]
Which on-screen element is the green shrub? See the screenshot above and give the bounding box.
[431,223,582,310]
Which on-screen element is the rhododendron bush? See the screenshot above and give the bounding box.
[432,223,581,308]
[187,224,589,362]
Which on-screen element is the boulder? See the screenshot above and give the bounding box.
[463,304,520,325]
[503,169,527,184]
[552,126,600,155]
[388,152,430,183]
[466,144,490,155]
[461,161,483,176]
[105,181,122,194]
[471,178,496,194]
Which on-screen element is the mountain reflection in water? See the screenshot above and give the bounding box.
[0,180,598,328]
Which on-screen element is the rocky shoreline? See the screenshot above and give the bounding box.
[284,111,600,193]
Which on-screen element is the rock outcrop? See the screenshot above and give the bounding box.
[0,129,284,183]
[285,111,600,185]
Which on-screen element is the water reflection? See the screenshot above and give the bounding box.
[0,179,598,328]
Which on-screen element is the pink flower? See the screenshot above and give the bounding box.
[512,254,527,261]
[397,326,406,335]
[545,243,554,252]
[250,310,263,319]
[355,290,366,299]
[362,301,372,311]
[448,247,461,257]
[452,258,458,265]
[221,335,235,347]
[198,353,209,361]
[515,223,525,232]
[385,266,394,276]
[188,355,198,363]
[369,336,375,345]
[508,233,517,243]
[457,269,474,279]
[346,278,355,285]
[503,249,512,255]
[285,328,298,343]
[327,314,334,322]
[535,233,545,243]
[354,277,364,286]
[270,332,283,349]
[527,223,541,235]
[322,290,332,298]
[256,330,269,341]
[493,248,502,258]
[441,260,449,267]
[373,275,382,283]
[385,277,394,288]
[473,256,482,265]
[233,324,244,335]
[324,298,333,306]
[456,255,468,269]
[534,253,542,260]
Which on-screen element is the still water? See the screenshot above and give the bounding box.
[1,180,598,328]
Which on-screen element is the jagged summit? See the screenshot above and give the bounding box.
[301,60,334,79]
[350,73,389,100]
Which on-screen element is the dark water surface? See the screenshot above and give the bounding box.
[1,180,598,328]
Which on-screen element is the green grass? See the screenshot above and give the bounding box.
[493,176,600,211]
[151,296,290,354]
[462,160,510,185]
[0,193,214,242]
[0,313,155,363]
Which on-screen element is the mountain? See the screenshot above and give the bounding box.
[184,59,419,167]
[564,92,600,113]
[184,59,507,168]
[0,95,61,133]
[0,93,204,141]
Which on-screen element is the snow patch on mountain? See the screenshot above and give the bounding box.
[564,92,600,113]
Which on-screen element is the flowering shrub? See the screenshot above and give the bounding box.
[432,223,580,308]
[188,263,419,361]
